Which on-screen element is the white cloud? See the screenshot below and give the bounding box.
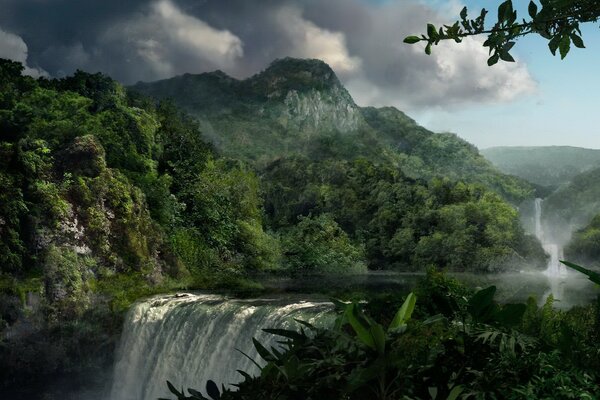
[335,1,537,110]
[0,27,47,77]
[103,0,243,79]
[1,0,536,110]
[274,7,362,75]
[408,35,537,106]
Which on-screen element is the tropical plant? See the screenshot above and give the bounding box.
[560,260,600,284]
[164,273,600,400]
[162,292,421,400]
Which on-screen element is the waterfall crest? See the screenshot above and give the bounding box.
[109,293,332,400]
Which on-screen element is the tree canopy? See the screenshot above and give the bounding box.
[405,0,599,65]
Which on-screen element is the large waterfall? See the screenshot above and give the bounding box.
[534,198,567,277]
[109,293,333,400]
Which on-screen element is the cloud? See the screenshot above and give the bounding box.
[100,0,243,81]
[0,0,537,110]
[345,35,536,110]
[0,27,47,77]
[304,0,536,110]
[274,7,362,75]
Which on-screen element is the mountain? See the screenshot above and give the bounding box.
[131,58,534,203]
[482,146,600,188]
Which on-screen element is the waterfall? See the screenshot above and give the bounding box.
[542,244,566,277]
[533,198,567,277]
[534,198,543,241]
[109,293,333,400]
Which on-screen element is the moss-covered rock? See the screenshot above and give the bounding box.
[58,135,106,177]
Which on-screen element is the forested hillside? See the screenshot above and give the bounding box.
[482,146,600,188]
[262,157,545,272]
[131,58,534,203]
[0,59,278,393]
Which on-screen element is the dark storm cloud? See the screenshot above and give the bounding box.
[0,0,536,109]
[0,0,149,54]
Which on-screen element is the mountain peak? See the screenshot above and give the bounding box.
[249,57,343,96]
[195,69,237,82]
[264,57,336,77]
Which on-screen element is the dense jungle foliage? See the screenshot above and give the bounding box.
[262,157,546,272]
[166,270,600,400]
[0,58,547,395]
[0,59,277,394]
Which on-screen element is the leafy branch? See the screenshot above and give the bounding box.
[404,0,599,65]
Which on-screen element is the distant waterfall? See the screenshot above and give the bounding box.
[109,293,333,400]
[533,198,567,278]
[534,198,543,240]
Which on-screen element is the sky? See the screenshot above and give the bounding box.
[0,0,598,149]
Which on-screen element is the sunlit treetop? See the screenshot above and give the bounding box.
[404,0,599,65]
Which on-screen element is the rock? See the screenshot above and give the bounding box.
[57,135,106,177]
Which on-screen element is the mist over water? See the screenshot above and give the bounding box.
[528,197,600,308]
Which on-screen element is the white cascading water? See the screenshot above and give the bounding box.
[534,197,543,241]
[109,293,332,400]
[533,198,567,277]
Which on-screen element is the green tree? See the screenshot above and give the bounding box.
[282,214,366,274]
[405,0,599,65]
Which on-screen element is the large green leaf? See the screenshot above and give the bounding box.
[252,338,277,362]
[389,292,416,332]
[370,323,386,355]
[561,260,600,285]
[559,34,571,59]
[206,380,220,400]
[447,385,464,400]
[468,286,497,322]
[166,381,185,399]
[345,303,375,349]
[528,0,538,18]
[403,36,421,44]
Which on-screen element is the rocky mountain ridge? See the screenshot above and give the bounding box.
[131,57,534,203]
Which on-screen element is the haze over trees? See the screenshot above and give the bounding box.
[482,146,600,188]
